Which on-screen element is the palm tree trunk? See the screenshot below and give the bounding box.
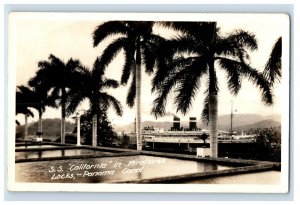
[24,115,28,140]
[208,67,218,157]
[209,94,218,157]
[61,88,66,144]
[76,115,81,146]
[92,114,97,146]
[61,115,65,143]
[208,22,218,157]
[38,111,43,133]
[135,38,142,151]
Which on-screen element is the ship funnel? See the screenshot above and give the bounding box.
[189,117,197,130]
[173,116,180,131]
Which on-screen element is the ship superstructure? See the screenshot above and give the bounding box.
[142,116,255,145]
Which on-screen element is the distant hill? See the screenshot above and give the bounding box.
[16,114,280,137]
[234,119,281,132]
[216,114,280,130]
[16,118,75,137]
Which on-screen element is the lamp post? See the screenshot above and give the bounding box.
[72,111,82,146]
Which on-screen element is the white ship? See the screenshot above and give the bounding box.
[142,117,256,145]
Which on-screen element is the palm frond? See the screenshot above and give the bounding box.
[102,79,119,89]
[215,37,239,57]
[66,91,87,116]
[65,58,81,72]
[126,73,136,108]
[148,34,166,44]
[26,109,34,117]
[93,21,128,47]
[101,93,123,116]
[152,55,195,92]
[92,57,105,78]
[226,30,258,51]
[16,86,36,118]
[66,68,90,115]
[168,35,203,55]
[48,54,65,68]
[75,64,90,74]
[215,38,250,63]
[263,37,282,85]
[132,21,155,40]
[48,87,60,105]
[217,57,242,95]
[29,62,52,88]
[16,85,50,115]
[37,61,53,72]
[151,32,210,93]
[151,57,207,118]
[157,21,216,43]
[201,91,209,125]
[150,41,176,92]
[121,42,135,85]
[99,37,127,68]
[151,79,175,118]
[141,41,156,74]
[174,58,208,115]
[240,64,273,105]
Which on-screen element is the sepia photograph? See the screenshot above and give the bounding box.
[7,12,289,192]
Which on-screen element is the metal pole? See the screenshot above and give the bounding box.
[230,100,233,135]
[24,115,28,140]
[77,116,81,146]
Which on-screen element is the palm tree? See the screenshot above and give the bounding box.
[93,21,164,150]
[16,86,35,139]
[66,57,123,146]
[29,54,82,144]
[263,37,282,86]
[152,22,273,157]
[16,85,54,136]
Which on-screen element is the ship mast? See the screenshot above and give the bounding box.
[230,100,233,136]
[230,100,237,136]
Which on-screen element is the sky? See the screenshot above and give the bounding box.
[11,13,289,126]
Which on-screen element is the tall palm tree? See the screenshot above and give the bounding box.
[29,54,82,144]
[16,85,54,136]
[263,37,282,86]
[152,22,273,157]
[16,86,35,139]
[66,57,123,146]
[93,21,164,150]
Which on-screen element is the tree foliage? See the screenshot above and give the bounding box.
[75,110,119,146]
[93,21,166,107]
[253,127,281,161]
[66,57,123,119]
[29,54,82,117]
[263,37,282,85]
[151,22,273,124]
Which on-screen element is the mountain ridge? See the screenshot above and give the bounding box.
[16,114,281,135]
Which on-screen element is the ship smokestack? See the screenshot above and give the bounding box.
[189,117,197,130]
[173,116,180,131]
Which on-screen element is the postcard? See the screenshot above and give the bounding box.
[7,12,289,192]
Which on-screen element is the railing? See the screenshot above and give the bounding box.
[144,137,255,144]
